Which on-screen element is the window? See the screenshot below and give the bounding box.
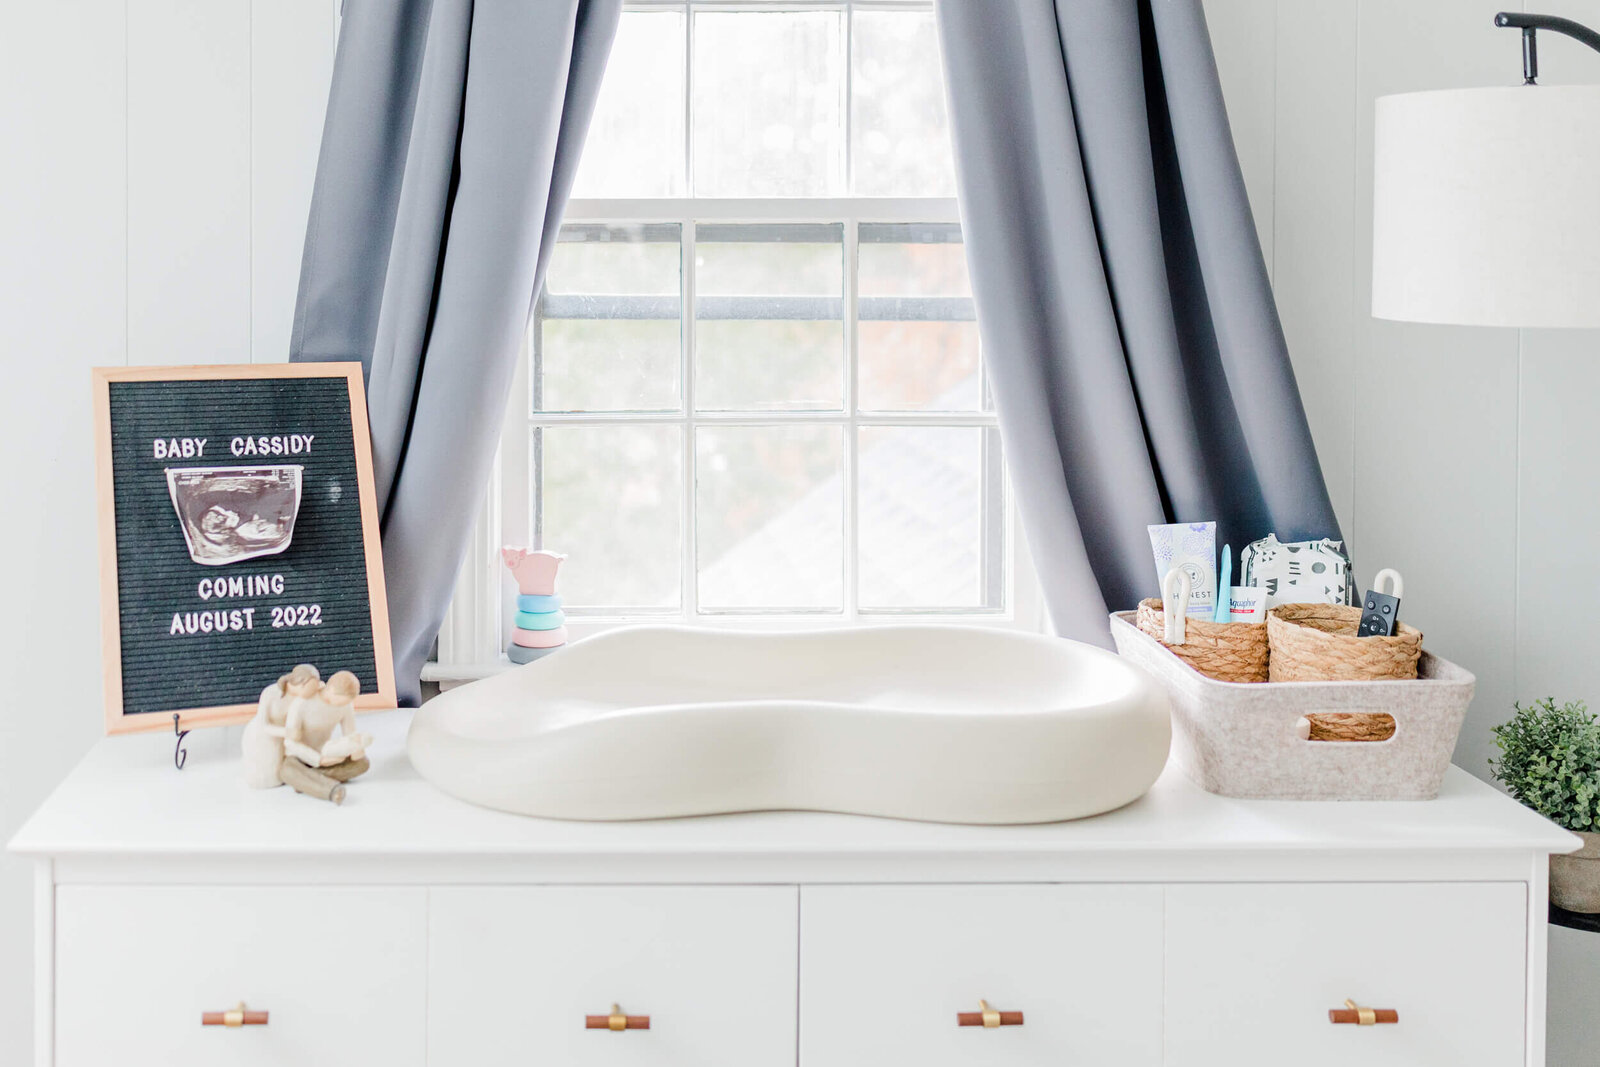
[431,0,1039,675]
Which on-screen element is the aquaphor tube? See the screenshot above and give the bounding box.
[1226,586,1267,624]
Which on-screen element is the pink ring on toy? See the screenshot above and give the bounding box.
[512,626,568,649]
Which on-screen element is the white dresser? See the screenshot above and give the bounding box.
[10,710,1577,1066]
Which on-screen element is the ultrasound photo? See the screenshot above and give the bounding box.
[165,465,304,566]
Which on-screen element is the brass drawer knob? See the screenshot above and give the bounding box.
[586,1004,650,1031]
[201,1001,268,1027]
[1329,999,1398,1025]
[957,999,1024,1028]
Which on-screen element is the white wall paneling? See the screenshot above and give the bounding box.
[251,0,337,364]
[1271,1,1358,532]
[1514,7,1600,1061]
[0,2,337,1063]
[1512,0,1600,755]
[127,0,253,365]
[1203,0,1277,274]
[1516,334,1600,702]
[1352,0,1521,784]
[0,3,129,1062]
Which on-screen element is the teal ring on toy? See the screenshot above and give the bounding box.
[516,593,562,612]
[514,609,567,630]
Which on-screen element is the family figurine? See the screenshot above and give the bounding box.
[503,547,568,665]
[241,664,373,804]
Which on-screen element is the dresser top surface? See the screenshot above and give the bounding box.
[9,709,1578,864]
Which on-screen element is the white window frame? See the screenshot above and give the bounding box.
[427,3,1045,682]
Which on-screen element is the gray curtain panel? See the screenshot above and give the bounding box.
[289,0,621,702]
[934,0,1339,644]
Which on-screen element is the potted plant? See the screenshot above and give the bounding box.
[1491,698,1600,912]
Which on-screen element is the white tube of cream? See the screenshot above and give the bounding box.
[1148,521,1217,620]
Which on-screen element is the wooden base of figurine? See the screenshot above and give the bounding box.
[279,755,370,805]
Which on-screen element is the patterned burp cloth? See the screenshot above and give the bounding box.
[1239,534,1354,607]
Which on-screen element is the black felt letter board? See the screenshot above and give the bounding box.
[95,366,394,732]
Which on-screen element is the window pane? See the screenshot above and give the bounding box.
[538,224,681,412]
[857,223,980,411]
[535,424,682,609]
[696,425,844,610]
[696,224,843,296]
[851,9,956,196]
[570,11,685,198]
[858,426,1002,610]
[695,224,844,411]
[696,321,843,411]
[546,224,680,295]
[692,11,844,196]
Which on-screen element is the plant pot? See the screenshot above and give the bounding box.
[1551,831,1600,913]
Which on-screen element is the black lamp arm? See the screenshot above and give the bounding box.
[1495,12,1600,84]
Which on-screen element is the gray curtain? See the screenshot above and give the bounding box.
[934,0,1340,645]
[289,0,621,702]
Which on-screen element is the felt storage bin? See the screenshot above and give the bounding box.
[1134,598,1268,683]
[1110,610,1473,800]
[1266,603,1422,682]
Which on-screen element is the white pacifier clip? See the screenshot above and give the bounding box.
[1162,567,1192,645]
[1372,568,1403,599]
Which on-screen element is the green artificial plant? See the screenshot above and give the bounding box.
[1490,698,1600,832]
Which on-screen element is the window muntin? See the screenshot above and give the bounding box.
[524,214,1003,618]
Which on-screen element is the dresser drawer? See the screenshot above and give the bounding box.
[428,886,798,1067]
[1165,883,1526,1066]
[54,885,427,1067]
[799,885,1164,1067]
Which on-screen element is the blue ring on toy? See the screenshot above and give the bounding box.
[514,609,567,630]
[516,593,562,612]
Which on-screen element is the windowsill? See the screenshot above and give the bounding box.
[424,607,1048,687]
[421,659,514,687]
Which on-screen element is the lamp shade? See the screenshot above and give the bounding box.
[1372,85,1600,328]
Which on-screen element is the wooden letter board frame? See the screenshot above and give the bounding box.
[92,363,396,734]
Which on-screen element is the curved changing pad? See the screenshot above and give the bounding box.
[407,625,1172,824]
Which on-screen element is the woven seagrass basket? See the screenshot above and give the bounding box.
[1135,598,1268,683]
[1267,603,1421,682]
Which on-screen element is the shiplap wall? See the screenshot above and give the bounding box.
[4,1,1600,1062]
[0,2,336,1060]
[1203,2,1600,1060]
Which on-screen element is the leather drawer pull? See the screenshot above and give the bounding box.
[202,1001,268,1027]
[586,1004,650,1031]
[957,1000,1023,1028]
[1329,999,1398,1025]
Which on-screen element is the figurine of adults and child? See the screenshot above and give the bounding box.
[241,664,374,804]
